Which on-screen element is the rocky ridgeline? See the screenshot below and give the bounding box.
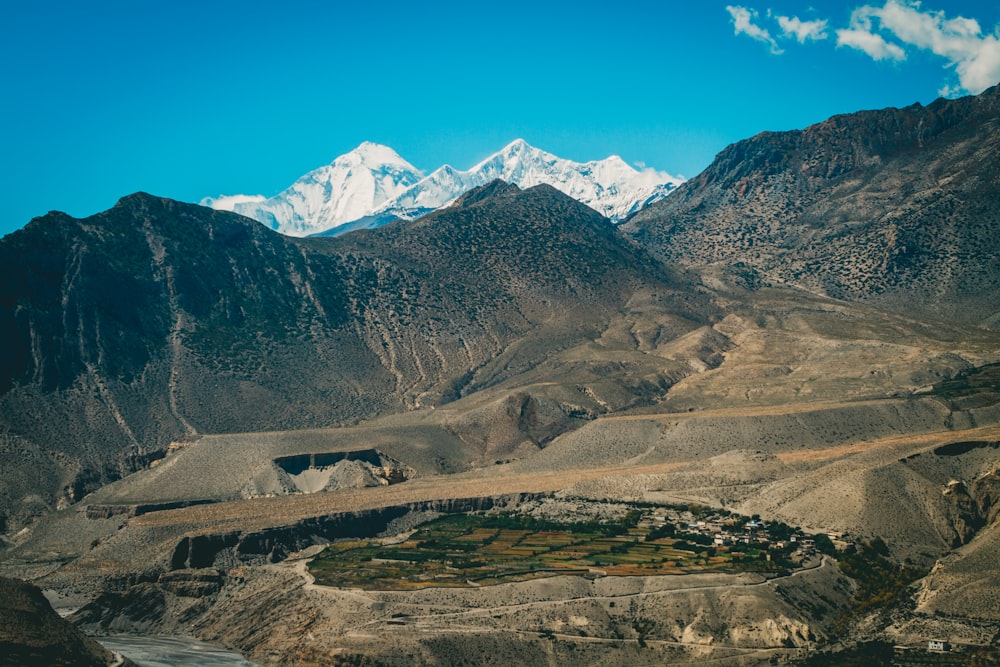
[624,84,1000,327]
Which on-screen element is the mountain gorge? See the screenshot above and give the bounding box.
[205,139,682,236]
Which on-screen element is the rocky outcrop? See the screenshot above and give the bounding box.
[942,480,985,546]
[970,468,1000,527]
[72,572,221,636]
[273,449,415,494]
[86,498,217,520]
[918,441,1000,546]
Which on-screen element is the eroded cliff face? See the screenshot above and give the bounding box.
[970,467,1000,526]
[898,443,1000,625]
[941,469,1000,547]
[164,494,539,571]
[903,440,1000,547]
[72,572,223,637]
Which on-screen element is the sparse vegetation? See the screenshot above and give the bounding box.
[833,538,928,632]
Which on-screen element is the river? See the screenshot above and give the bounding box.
[97,636,260,667]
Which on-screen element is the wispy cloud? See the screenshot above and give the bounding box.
[837,23,907,61]
[776,15,829,43]
[725,2,1000,96]
[726,6,783,55]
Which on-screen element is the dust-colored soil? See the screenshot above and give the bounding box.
[129,462,690,533]
[182,553,851,666]
[775,422,1000,464]
[129,413,1000,541]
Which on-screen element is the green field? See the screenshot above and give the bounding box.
[308,510,792,590]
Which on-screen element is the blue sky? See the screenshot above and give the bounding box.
[2,0,999,237]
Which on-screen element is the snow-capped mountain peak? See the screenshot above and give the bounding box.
[204,140,683,237]
[336,141,416,171]
[453,140,683,222]
[202,142,423,237]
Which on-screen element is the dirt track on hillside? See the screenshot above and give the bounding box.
[130,402,1000,536]
[775,422,1000,463]
[129,461,691,533]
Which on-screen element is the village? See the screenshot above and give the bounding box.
[637,503,843,569]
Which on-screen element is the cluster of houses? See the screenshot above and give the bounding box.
[636,507,974,657]
[894,639,955,654]
[642,507,846,564]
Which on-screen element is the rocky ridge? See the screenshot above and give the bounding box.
[624,84,1000,327]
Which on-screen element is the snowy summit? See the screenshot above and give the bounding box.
[203,140,684,237]
[203,142,423,238]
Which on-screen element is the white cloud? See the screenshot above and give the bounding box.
[727,5,783,55]
[937,82,963,97]
[956,41,1000,94]
[725,2,1000,95]
[201,194,267,211]
[835,1,1000,94]
[776,15,829,43]
[836,26,907,61]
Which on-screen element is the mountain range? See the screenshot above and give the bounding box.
[2,85,1000,666]
[0,182,710,532]
[4,86,999,531]
[203,139,683,236]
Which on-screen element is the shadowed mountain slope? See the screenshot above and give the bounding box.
[623,84,1000,328]
[0,576,126,667]
[0,183,711,531]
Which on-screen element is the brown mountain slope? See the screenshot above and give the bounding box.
[0,183,713,532]
[623,84,1000,328]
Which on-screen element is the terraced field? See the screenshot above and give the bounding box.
[308,510,794,590]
